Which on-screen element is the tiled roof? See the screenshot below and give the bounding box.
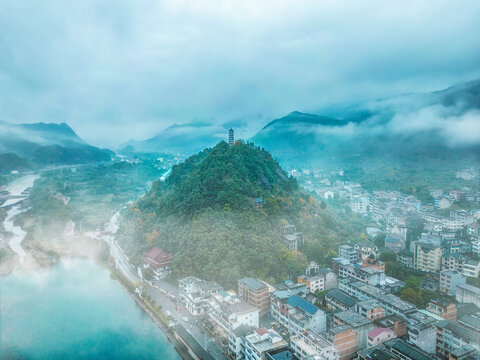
[286,295,318,315]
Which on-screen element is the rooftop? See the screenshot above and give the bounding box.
[383,338,430,360]
[286,295,319,315]
[334,310,372,328]
[239,277,267,291]
[326,289,357,308]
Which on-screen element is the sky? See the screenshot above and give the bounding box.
[1,0,480,147]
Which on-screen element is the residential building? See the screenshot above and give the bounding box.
[456,284,480,307]
[298,275,325,293]
[179,276,222,316]
[383,338,434,360]
[323,325,357,360]
[142,247,173,280]
[243,328,287,360]
[290,329,338,360]
[357,346,400,360]
[325,289,357,312]
[374,315,407,337]
[414,241,442,272]
[397,250,414,268]
[385,236,406,253]
[367,327,396,348]
[421,273,440,292]
[208,291,259,335]
[338,264,386,286]
[354,242,379,261]
[265,347,300,360]
[355,299,385,321]
[442,253,468,273]
[339,245,358,264]
[439,270,466,296]
[270,294,326,335]
[228,325,254,359]
[472,238,480,256]
[238,277,273,316]
[332,310,374,350]
[319,268,338,290]
[436,320,480,360]
[462,259,480,278]
[426,299,457,321]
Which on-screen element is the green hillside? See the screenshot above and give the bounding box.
[117,141,362,287]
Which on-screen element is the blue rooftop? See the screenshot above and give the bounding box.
[286,295,318,315]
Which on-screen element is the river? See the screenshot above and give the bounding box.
[0,258,181,360]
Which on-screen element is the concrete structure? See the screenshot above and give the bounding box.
[243,328,287,360]
[265,347,300,360]
[439,270,466,296]
[323,326,357,360]
[238,277,273,316]
[208,291,259,336]
[338,245,358,264]
[179,276,222,316]
[338,264,386,286]
[142,247,173,280]
[270,294,326,335]
[290,329,338,360]
[426,299,457,321]
[456,283,480,307]
[354,242,379,261]
[462,259,480,278]
[414,241,442,272]
[367,327,396,348]
[297,275,325,293]
[436,320,480,360]
[383,338,432,360]
[325,289,357,312]
[332,310,374,351]
[355,299,385,321]
[374,315,407,337]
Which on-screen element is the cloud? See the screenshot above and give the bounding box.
[1,0,480,147]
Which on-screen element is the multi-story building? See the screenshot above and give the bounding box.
[290,329,338,360]
[367,327,396,348]
[439,270,466,296]
[270,294,326,335]
[243,328,287,360]
[338,264,386,286]
[354,242,379,261]
[142,247,173,280]
[238,277,273,316]
[322,325,357,360]
[441,253,468,272]
[472,238,480,256]
[355,299,385,321]
[332,310,374,351]
[325,289,357,312]
[436,320,480,360]
[397,250,414,268]
[207,291,259,336]
[414,241,442,272]
[179,276,222,316]
[456,284,480,307]
[426,299,457,321]
[265,348,300,360]
[339,279,416,320]
[297,275,325,293]
[383,338,434,360]
[338,245,358,264]
[319,268,338,290]
[374,315,407,337]
[421,273,440,292]
[462,259,480,278]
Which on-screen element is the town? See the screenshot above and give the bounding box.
[131,165,480,360]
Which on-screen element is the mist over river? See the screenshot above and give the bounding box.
[0,258,180,360]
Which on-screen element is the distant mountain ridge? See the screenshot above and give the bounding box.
[251,78,480,167]
[0,121,113,172]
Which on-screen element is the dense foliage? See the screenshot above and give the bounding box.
[117,141,359,287]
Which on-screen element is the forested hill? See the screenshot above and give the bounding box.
[147,141,299,216]
[117,141,363,287]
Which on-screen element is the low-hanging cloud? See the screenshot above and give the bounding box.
[1,0,480,147]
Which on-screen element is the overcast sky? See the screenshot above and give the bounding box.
[1,0,480,147]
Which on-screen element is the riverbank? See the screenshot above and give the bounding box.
[113,267,196,360]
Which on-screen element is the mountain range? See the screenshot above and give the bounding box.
[0,121,113,173]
